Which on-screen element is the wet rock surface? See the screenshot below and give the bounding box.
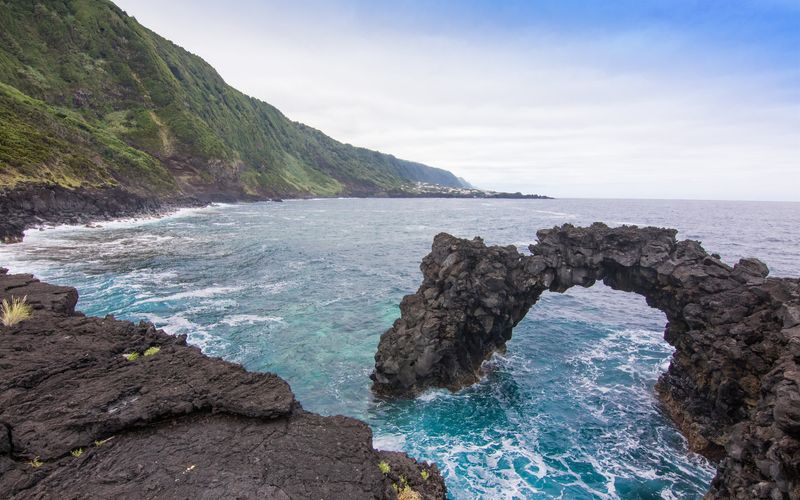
[372,223,800,499]
[0,185,204,243]
[0,272,445,499]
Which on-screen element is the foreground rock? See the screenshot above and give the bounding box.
[372,223,800,499]
[0,268,445,499]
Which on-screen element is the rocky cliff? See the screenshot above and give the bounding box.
[0,268,446,499]
[371,223,800,499]
[0,0,467,208]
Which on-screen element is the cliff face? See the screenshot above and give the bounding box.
[0,268,446,499]
[371,223,800,499]
[0,0,466,202]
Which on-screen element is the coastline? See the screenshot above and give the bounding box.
[0,268,446,498]
[4,200,797,496]
[0,184,552,244]
[0,185,207,244]
[6,203,229,244]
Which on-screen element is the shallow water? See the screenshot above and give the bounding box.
[2,198,799,499]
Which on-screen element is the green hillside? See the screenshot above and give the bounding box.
[0,0,465,199]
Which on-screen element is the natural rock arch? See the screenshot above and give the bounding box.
[371,223,800,499]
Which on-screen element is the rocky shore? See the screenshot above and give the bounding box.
[0,185,209,244]
[0,184,552,244]
[372,223,800,499]
[0,268,445,499]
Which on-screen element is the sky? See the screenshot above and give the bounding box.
[114,0,800,201]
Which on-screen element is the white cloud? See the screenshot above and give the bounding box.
[117,0,800,201]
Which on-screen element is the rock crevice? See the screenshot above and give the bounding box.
[371,223,800,499]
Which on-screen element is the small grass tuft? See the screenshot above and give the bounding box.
[70,448,83,458]
[29,456,43,468]
[397,485,422,500]
[378,460,390,474]
[420,469,429,481]
[1,295,32,327]
[123,352,140,361]
[94,436,114,447]
[143,346,161,357]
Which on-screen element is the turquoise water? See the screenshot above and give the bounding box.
[2,198,799,499]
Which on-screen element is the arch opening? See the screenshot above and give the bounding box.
[371,223,800,498]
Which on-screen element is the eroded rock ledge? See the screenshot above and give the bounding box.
[0,268,445,499]
[371,223,800,499]
[0,185,186,244]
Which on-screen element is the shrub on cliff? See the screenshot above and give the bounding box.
[1,295,32,326]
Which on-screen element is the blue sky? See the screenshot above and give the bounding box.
[116,0,800,200]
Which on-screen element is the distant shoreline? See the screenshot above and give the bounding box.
[0,184,552,244]
[369,192,552,200]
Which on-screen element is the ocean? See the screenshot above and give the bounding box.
[2,198,798,499]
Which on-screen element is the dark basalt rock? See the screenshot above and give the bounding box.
[371,223,800,499]
[0,273,78,315]
[0,273,445,499]
[0,185,205,244]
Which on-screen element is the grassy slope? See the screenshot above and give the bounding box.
[0,0,464,198]
[0,81,175,193]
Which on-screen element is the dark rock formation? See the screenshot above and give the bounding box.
[371,223,800,499]
[0,272,445,499]
[0,185,205,243]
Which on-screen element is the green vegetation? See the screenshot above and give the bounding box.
[392,476,421,500]
[29,456,43,468]
[1,295,32,326]
[94,436,114,447]
[397,485,422,500]
[0,0,464,198]
[0,82,174,193]
[143,346,161,357]
[123,346,159,360]
[378,461,390,474]
[70,448,84,458]
[420,469,429,481]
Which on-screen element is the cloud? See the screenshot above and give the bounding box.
[117,0,800,201]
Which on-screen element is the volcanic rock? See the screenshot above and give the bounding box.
[0,272,445,498]
[0,185,203,244]
[371,223,800,499]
